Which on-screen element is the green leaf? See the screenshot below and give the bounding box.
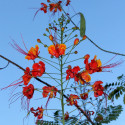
[95,105,123,124]
[80,13,86,37]
[108,86,125,100]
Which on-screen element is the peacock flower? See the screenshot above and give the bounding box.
[84,54,122,74]
[92,81,104,97]
[84,54,102,74]
[66,65,80,82]
[25,45,40,60]
[32,61,45,77]
[11,39,40,60]
[66,0,71,6]
[81,70,91,82]
[49,1,62,13]
[22,67,32,85]
[64,112,69,120]
[67,94,79,106]
[48,44,66,58]
[42,86,58,98]
[80,93,88,100]
[23,84,34,99]
[40,3,48,13]
[30,106,44,120]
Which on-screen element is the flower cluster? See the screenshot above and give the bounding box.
[4,1,123,124]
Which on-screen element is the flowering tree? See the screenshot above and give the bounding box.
[0,0,125,125]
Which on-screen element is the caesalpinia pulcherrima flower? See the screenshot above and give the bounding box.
[25,45,40,60]
[66,65,80,82]
[48,44,66,58]
[49,1,62,13]
[1,67,32,91]
[66,0,71,6]
[64,112,69,120]
[42,86,58,108]
[80,93,88,100]
[40,3,48,13]
[23,84,34,99]
[32,61,45,77]
[11,40,40,60]
[92,81,104,97]
[22,67,32,85]
[84,54,122,74]
[81,70,91,83]
[67,94,79,106]
[42,86,58,98]
[30,106,44,120]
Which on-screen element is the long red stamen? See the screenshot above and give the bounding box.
[102,60,123,68]
[10,39,28,55]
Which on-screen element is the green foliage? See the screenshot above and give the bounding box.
[104,74,125,103]
[108,86,125,100]
[37,120,58,125]
[37,110,89,125]
[80,13,86,37]
[95,105,123,124]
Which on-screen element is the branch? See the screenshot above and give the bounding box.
[62,9,125,57]
[0,54,95,125]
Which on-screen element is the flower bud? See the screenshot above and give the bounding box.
[67,65,71,69]
[74,38,79,45]
[49,35,53,41]
[62,27,64,31]
[83,35,87,40]
[44,44,47,47]
[37,39,41,43]
[43,33,46,36]
[46,28,49,32]
[74,51,78,54]
[67,20,70,23]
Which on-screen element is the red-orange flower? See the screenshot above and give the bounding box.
[40,3,48,13]
[92,81,104,97]
[32,61,45,77]
[67,94,79,106]
[81,70,91,82]
[48,44,66,58]
[66,0,71,6]
[65,112,69,120]
[84,54,102,74]
[66,65,80,82]
[25,45,40,60]
[84,54,122,74]
[30,106,44,120]
[23,84,34,99]
[42,86,58,98]
[11,39,40,60]
[80,93,88,100]
[22,67,32,85]
[49,1,62,13]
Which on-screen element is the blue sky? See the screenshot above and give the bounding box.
[0,0,125,125]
